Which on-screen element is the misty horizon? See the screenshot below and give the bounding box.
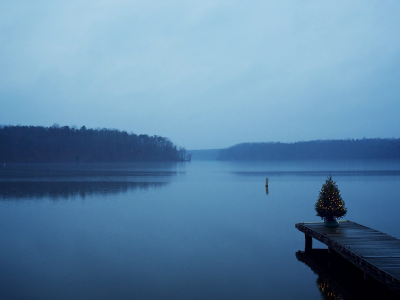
[2,2,400,297]
[2,123,399,152]
[1,1,400,149]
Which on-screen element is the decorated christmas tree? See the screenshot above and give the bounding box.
[315,176,347,225]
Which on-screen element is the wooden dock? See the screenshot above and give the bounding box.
[296,220,400,294]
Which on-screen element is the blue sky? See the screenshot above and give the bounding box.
[1,0,399,149]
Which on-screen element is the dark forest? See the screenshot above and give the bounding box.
[0,124,191,162]
[217,139,400,161]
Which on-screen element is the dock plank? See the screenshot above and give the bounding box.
[296,220,400,294]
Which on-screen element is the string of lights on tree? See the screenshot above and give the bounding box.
[315,176,347,220]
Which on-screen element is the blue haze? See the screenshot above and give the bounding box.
[0,160,400,299]
[1,1,400,149]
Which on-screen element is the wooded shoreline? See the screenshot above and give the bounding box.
[0,125,191,163]
[216,139,400,161]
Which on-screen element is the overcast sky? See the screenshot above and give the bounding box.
[1,0,399,149]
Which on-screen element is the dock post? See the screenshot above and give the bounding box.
[305,234,312,252]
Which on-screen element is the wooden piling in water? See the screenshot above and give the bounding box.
[305,234,313,252]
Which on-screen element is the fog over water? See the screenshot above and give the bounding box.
[1,1,400,149]
[1,161,400,299]
[1,1,400,298]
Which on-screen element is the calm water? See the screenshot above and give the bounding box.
[1,160,400,300]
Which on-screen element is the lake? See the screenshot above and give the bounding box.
[1,160,400,299]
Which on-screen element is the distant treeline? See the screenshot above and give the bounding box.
[217,139,400,160]
[0,125,191,162]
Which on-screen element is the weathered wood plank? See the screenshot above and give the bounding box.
[295,220,400,294]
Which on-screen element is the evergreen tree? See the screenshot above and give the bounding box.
[315,176,347,220]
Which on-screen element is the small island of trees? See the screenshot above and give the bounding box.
[0,124,191,162]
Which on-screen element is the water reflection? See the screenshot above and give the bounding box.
[0,167,181,181]
[317,278,341,300]
[0,181,168,200]
[234,170,400,177]
[0,163,180,200]
[296,249,400,300]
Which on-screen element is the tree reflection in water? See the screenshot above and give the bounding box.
[317,278,341,300]
[296,249,400,300]
[0,181,169,200]
[0,163,179,200]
